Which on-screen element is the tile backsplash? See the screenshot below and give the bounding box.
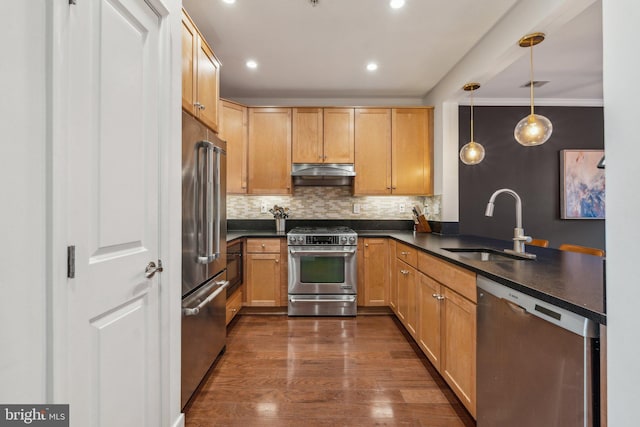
[227,187,442,221]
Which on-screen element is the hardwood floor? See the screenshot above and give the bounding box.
[185,314,475,426]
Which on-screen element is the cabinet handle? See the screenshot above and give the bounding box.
[432,293,444,300]
[261,243,266,248]
[194,102,201,108]
[386,187,391,190]
[392,186,397,189]
[401,251,410,256]
[400,270,409,275]
[199,104,206,111]
[275,259,279,263]
[365,243,369,247]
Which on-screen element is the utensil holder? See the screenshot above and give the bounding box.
[275,218,285,233]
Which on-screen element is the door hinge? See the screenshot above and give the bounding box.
[67,245,75,278]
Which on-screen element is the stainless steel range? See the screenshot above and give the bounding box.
[287,226,358,316]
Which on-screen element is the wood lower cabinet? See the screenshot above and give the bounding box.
[226,289,242,325]
[357,238,389,306]
[181,9,220,132]
[388,240,398,312]
[245,238,282,306]
[417,273,442,370]
[248,108,292,194]
[441,286,476,417]
[219,100,247,194]
[396,259,417,337]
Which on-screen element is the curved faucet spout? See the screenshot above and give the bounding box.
[486,188,522,229]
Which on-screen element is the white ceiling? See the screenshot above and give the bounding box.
[182,0,603,104]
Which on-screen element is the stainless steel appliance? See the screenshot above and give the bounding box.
[291,163,356,186]
[181,112,228,409]
[477,275,600,426]
[226,240,243,297]
[287,226,357,316]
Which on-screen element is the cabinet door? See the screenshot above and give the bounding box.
[220,100,247,194]
[354,108,391,195]
[196,37,220,132]
[417,273,442,370]
[248,108,292,194]
[246,253,281,306]
[397,259,417,336]
[362,238,389,306]
[442,287,477,417]
[323,108,354,163]
[181,12,197,114]
[226,289,242,325]
[391,108,433,195]
[292,108,323,163]
[388,240,398,312]
[406,267,417,337]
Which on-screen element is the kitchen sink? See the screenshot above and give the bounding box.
[442,248,534,261]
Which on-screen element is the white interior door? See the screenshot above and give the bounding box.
[66,0,163,425]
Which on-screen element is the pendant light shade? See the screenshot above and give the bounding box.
[460,82,485,165]
[515,33,552,147]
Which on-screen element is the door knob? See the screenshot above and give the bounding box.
[145,260,164,278]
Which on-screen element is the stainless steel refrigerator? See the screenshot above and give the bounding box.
[181,112,228,408]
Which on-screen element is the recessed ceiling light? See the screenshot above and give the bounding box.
[222,0,236,4]
[390,0,405,9]
[246,60,258,69]
[366,62,378,71]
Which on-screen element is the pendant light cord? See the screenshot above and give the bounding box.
[470,88,474,142]
[529,41,535,116]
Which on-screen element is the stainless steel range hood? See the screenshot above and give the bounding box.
[291,163,356,186]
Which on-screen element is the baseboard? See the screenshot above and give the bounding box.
[172,413,185,427]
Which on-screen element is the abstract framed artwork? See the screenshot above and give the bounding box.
[560,149,605,219]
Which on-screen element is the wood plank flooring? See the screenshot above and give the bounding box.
[185,314,475,426]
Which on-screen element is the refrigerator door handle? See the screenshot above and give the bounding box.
[195,141,225,264]
[212,146,222,261]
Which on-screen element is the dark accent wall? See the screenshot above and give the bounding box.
[458,106,605,250]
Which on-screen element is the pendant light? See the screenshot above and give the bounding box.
[514,32,553,146]
[459,82,485,165]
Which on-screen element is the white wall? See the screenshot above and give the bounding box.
[423,0,597,221]
[0,0,48,402]
[602,1,640,425]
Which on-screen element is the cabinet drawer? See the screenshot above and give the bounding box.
[247,238,281,253]
[418,252,476,303]
[226,289,242,325]
[396,242,418,267]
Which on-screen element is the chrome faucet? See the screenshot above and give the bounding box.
[485,188,536,259]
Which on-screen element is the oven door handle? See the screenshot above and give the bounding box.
[289,296,357,303]
[289,248,357,256]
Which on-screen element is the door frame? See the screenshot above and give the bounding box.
[47,0,183,425]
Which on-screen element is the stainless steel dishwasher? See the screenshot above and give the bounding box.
[477,275,600,427]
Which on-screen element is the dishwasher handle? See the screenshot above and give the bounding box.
[182,280,229,316]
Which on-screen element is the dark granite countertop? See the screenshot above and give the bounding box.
[226,229,606,324]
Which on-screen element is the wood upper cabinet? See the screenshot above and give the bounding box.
[292,108,354,163]
[354,107,433,195]
[391,108,433,195]
[357,238,390,306]
[245,239,282,307]
[181,9,220,132]
[247,108,292,194]
[219,100,248,194]
[354,108,392,195]
[323,108,354,163]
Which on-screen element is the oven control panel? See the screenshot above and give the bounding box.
[287,228,357,246]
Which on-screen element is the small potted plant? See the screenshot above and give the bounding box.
[269,205,289,233]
